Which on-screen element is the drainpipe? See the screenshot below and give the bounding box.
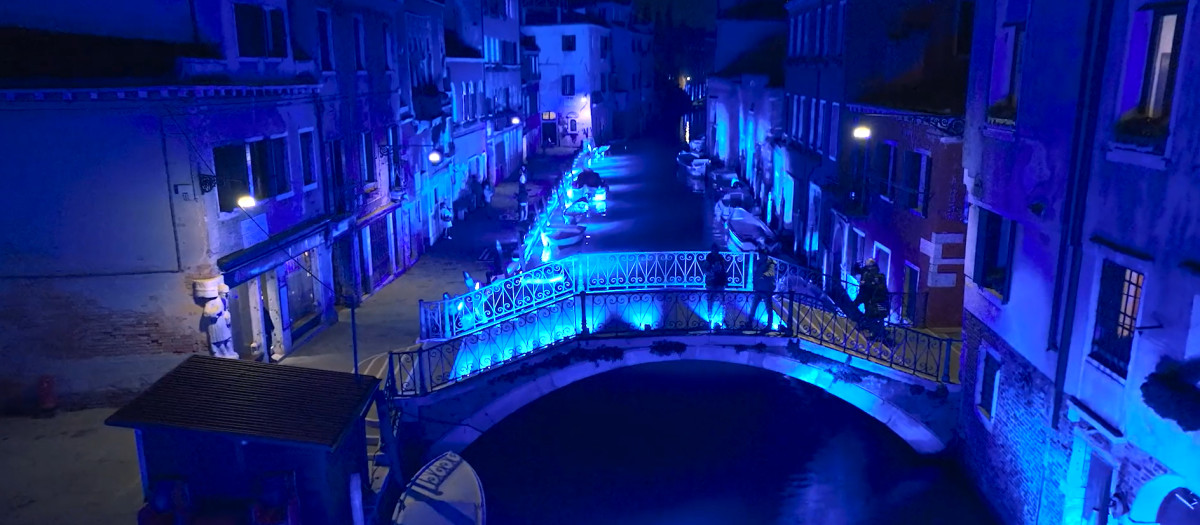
[1049,0,1113,429]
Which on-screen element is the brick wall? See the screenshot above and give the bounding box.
[958,311,1073,525]
[1114,443,1169,511]
[0,276,204,412]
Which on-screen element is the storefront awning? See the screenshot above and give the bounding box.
[217,215,331,287]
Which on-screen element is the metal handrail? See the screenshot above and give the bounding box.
[389,286,960,399]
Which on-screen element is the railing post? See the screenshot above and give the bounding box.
[579,290,589,335]
[385,352,396,395]
[941,338,954,383]
[440,298,451,339]
[417,350,431,395]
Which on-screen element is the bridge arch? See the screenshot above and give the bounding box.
[417,337,952,459]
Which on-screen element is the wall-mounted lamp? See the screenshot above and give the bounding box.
[237,195,258,208]
[852,126,872,140]
[428,150,443,165]
[510,116,521,126]
[379,143,446,165]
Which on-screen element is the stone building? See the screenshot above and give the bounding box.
[520,34,543,154]
[522,9,612,148]
[574,0,656,140]
[0,0,349,407]
[959,0,1200,522]
[783,0,971,332]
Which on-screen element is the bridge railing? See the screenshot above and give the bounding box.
[417,251,828,341]
[388,287,958,397]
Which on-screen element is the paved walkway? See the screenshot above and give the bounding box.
[0,151,577,525]
[280,152,576,377]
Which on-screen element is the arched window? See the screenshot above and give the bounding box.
[569,119,578,132]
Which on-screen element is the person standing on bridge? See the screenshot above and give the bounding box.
[703,245,729,328]
[852,258,890,339]
[750,253,777,330]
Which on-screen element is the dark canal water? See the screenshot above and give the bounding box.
[462,362,997,525]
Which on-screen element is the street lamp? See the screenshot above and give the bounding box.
[852,126,872,140]
[428,150,443,165]
[236,195,257,208]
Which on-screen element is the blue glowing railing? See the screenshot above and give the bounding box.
[417,251,812,340]
[389,287,959,398]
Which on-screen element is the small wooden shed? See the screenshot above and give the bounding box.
[106,355,380,524]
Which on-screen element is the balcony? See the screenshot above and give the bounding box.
[412,83,450,121]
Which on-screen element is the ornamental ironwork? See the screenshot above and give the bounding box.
[390,287,961,397]
[843,104,966,137]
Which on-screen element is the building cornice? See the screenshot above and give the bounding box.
[844,103,966,137]
[0,83,321,104]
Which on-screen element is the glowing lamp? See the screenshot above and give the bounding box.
[510,116,521,125]
[236,195,257,208]
[428,150,443,164]
[852,126,872,140]
[686,76,692,81]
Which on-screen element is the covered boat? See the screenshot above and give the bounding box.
[392,451,485,525]
[543,224,586,247]
[725,208,780,254]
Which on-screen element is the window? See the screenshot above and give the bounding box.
[988,25,1023,123]
[817,100,827,152]
[601,36,609,58]
[846,228,865,267]
[897,151,931,214]
[1115,5,1186,149]
[360,131,375,189]
[872,142,897,200]
[829,103,840,160]
[214,144,251,213]
[562,74,576,96]
[383,23,395,70]
[317,11,333,71]
[973,207,1016,298]
[808,98,818,145]
[956,1,976,56]
[976,348,1000,420]
[798,96,808,141]
[386,126,399,185]
[542,111,556,120]
[353,17,365,70]
[562,35,576,52]
[818,7,827,56]
[1089,260,1144,378]
[601,74,608,92]
[249,137,288,200]
[569,119,577,132]
[837,1,846,55]
[234,4,288,58]
[300,131,317,188]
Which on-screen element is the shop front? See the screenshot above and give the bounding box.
[217,221,335,362]
[356,200,424,296]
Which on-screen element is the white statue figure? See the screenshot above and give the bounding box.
[203,284,237,358]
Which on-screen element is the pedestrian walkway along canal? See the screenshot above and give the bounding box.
[462,361,998,524]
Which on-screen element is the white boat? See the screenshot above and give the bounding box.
[392,451,485,525]
[725,208,780,254]
[543,225,586,247]
[714,190,758,222]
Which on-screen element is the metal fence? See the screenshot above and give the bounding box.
[389,287,958,397]
[417,251,829,340]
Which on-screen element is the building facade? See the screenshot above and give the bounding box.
[575,1,655,140]
[522,11,612,149]
[0,0,349,407]
[959,0,1200,523]
[444,0,491,202]
[521,34,543,155]
[482,0,525,182]
[781,0,970,332]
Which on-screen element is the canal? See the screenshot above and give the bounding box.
[463,361,997,524]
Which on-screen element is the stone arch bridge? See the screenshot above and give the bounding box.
[379,251,963,472]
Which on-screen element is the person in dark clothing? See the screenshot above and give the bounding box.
[517,184,529,221]
[852,258,890,338]
[702,244,729,327]
[750,252,778,330]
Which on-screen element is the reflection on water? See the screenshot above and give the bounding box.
[463,362,997,525]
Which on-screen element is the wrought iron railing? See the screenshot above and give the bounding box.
[389,287,958,397]
[417,251,825,340]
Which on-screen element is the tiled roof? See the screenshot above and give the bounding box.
[106,355,380,450]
